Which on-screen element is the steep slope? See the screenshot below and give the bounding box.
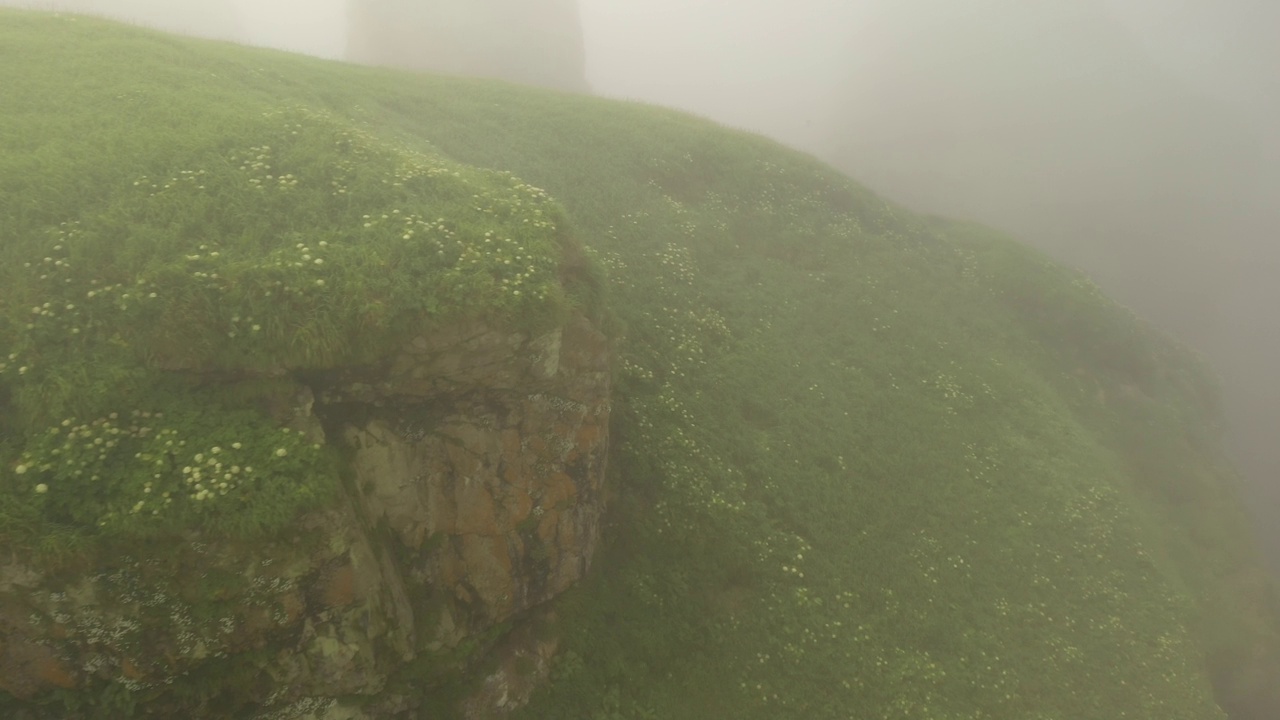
[819,0,1280,582]
[1,10,1277,719]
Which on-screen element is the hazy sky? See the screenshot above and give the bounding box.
[215,0,869,144]
[230,0,344,59]
[11,1,1273,144]
[0,0,243,38]
[579,0,869,151]
[575,0,1278,153]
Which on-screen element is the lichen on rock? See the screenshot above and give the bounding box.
[0,309,609,717]
[0,96,609,717]
[327,312,611,646]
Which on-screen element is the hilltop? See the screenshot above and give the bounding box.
[0,10,1277,719]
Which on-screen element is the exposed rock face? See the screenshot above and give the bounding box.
[457,612,559,719]
[346,0,589,93]
[0,313,610,718]
[324,313,611,646]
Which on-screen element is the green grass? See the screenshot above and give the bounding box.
[0,13,582,553]
[1,9,1278,719]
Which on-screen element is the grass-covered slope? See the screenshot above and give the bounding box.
[0,13,583,555]
[1,10,1277,719]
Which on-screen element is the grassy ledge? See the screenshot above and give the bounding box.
[0,12,582,557]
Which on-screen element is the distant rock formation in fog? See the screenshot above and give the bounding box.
[346,0,588,92]
[1,0,243,40]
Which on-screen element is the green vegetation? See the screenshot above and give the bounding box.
[1,9,1277,719]
[10,395,335,551]
[0,13,577,553]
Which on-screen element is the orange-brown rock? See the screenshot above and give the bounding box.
[336,313,610,640]
[323,564,359,608]
[0,634,76,700]
[459,609,562,719]
[120,657,144,680]
[0,311,608,716]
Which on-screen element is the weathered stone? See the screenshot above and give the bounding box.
[0,630,76,699]
[0,310,608,716]
[459,610,560,719]
[336,314,610,642]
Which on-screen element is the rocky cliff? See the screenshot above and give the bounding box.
[0,314,609,718]
[346,0,589,93]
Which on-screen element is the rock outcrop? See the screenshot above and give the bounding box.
[323,313,611,645]
[0,314,610,718]
[345,0,589,93]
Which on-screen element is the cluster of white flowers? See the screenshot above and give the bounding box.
[133,168,209,197]
[182,444,255,504]
[236,144,275,191]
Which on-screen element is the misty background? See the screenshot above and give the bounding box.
[5,0,1278,570]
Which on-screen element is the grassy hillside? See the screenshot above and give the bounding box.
[1,10,1277,719]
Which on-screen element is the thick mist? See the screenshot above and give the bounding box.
[580,0,1280,575]
[347,0,587,92]
[0,0,243,39]
[0,0,346,54]
[232,0,344,59]
[822,1,1280,578]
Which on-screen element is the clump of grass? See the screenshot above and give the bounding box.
[7,401,335,545]
[1,105,572,430]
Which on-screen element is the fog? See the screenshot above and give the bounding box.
[231,0,344,59]
[0,0,244,39]
[6,1,1278,570]
[591,1,1280,579]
